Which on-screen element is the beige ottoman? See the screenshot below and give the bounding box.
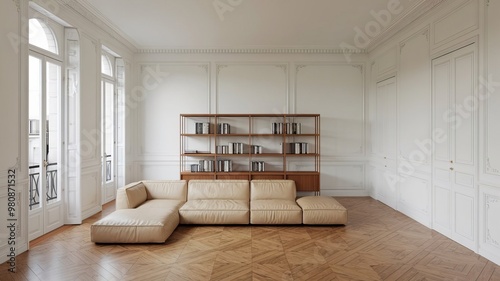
[91,208,179,243]
[296,196,347,225]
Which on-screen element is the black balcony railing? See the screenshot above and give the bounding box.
[29,162,58,210]
[105,154,112,182]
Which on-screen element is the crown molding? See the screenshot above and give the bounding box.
[51,0,137,53]
[367,0,447,52]
[137,48,366,55]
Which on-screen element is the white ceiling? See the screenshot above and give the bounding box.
[79,0,427,50]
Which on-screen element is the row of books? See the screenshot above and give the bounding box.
[195,122,303,135]
[282,142,309,154]
[195,122,210,134]
[191,160,215,172]
[272,122,302,134]
[217,160,233,172]
[190,159,233,172]
[251,161,265,172]
[250,145,263,154]
[216,142,245,154]
[217,123,231,134]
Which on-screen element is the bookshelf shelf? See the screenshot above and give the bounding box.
[180,114,320,192]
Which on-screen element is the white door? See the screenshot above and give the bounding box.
[102,79,116,203]
[374,77,398,208]
[28,53,64,241]
[432,44,477,249]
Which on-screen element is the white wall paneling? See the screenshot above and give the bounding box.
[295,63,365,157]
[80,168,101,220]
[136,162,180,181]
[64,28,82,224]
[216,63,288,114]
[398,28,431,165]
[79,33,103,220]
[294,63,366,194]
[371,47,397,80]
[79,34,101,162]
[432,0,479,49]
[479,184,500,265]
[319,162,366,196]
[398,172,432,227]
[432,43,478,250]
[135,63,210,180]
[484,0,500,182]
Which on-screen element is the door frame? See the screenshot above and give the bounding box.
[28,50,65,241]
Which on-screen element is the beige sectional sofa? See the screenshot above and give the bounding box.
[91,179,347,243]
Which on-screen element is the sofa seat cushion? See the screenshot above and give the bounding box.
[296,196,347,225]
[250,200,302,224]
[90,208,179,243]
[137,199,185,210]
[179,200,249,224]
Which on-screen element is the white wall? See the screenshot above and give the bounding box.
[0,0,29,265]
[132,52,368,196]
[368,0,500,265]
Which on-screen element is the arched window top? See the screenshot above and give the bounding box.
[29,18,58,54]
[101,54,113,77]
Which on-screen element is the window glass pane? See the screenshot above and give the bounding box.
[46,62,61,204]
[29,56,42,210]
[101,55,113,77]
[29,19,58,54]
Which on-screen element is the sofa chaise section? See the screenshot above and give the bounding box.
[91,180,187,243]
[179,180,250,224]
[90,208,179,243]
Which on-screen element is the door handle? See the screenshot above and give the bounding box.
[450,167,454,171]
[43,160,48,168]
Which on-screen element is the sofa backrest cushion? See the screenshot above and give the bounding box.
[142,180,187,201]
[116,181,147,209]
[250,180,296,201]
[187,180,249,201]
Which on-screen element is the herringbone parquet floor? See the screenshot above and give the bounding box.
[2,197,500,280]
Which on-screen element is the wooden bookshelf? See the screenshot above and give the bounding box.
[180,114,320,193]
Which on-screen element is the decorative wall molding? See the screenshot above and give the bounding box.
[137,48,366,55]
[423,29,430,42]
[275,64,287,74]
[216,64,228,76]
[295,65,308,74]
[198,64,209,73]
[486,195,500,247]
[352,64,363,73]
[486,158,500,174]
